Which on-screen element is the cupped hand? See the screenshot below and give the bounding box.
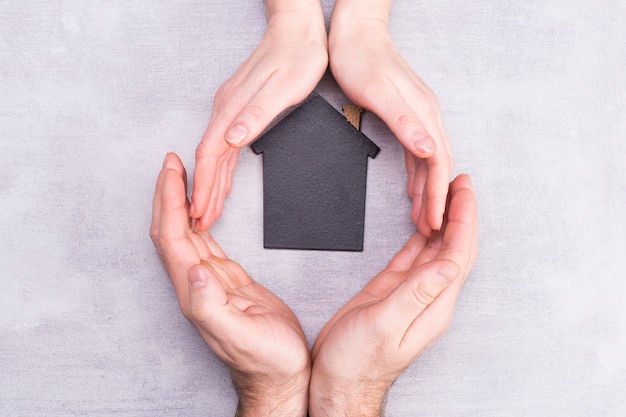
[309,175,478,417]
[190,1,328,231]
[329,0,454,236]
[151,153,310,416]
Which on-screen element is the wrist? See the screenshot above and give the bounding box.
[234,369,311,417]
[328,0,392,57]
[266,0,326,28]
[308,373,388,417]
[265,0,327,51]
[330,0,393,27]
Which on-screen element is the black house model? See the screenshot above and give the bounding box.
[251,94,380,251]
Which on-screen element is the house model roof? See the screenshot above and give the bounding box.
[251,93,380,251]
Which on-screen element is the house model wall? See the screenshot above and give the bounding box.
[251,94,379,251]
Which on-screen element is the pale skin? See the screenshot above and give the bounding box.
[151,153,311,417]
[309,174,478,417]
[190,0,328,230]
[190,0,454,237]
[151,153,478,417]
[329,0,454,236]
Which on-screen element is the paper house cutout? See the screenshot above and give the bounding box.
[251,94,380,251]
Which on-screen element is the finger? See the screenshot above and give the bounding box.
[212,149,238,225]
[192,73,262,224]
[224,72,316,148]
[191,260,258,319]
[411,159,428,231]
[390,65,448,158]
[188,262,261,366]
[361,79,449,234]
[422,153,453,232]
[190,135,231,219]
[162,152,187,191]
[436,174,478,274]
[195,148,236,231]
[404,148,416,198]
[399,228,470,358]
[390,74,454,233]
[150,156,169,243]
[208,256,254,289]
[455,174,479,265]
[433,105,453,168]
[156,161,202,310]
[224,149,239,198]
[190,76,247,221]
[365,88,436,159]
[411,156,427,202]
[196,72,315,226]
[153,152,188,239]
[192,71,299,223]
[200,232,228,259]
[376,260,460,342]
[159,165,192,241]
[409,234,442,270]
[387,232,429,272]
[188,263,231,324]
[415,196,432,237]
[398,272,464,359]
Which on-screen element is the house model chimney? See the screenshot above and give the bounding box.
[342,104,363,130]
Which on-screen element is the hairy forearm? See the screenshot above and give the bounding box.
[309,395,385,417]
[308,374,390,417]
[233,370,310,417]
[236,398,307,417]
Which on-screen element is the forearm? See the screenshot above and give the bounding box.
[309,394,385,417]
[236,396,307,417]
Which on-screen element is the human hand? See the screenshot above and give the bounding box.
[190,0,328,231]
[309,175,478,417]
[151,153,310,417]
[329,0,454,237]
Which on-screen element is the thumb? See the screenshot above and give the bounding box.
[378,260,459,336]
[223,81,317,149]
[187,263,229,325]
[223,97,283,149]
[392,113,436,158]
[369,95,436,158]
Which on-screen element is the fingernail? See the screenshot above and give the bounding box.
[225,124,248,145]
[189,265,207,289]
[189,202,196,216]
[414,136,435,154]
[435,263,459,285]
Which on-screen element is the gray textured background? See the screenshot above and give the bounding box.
[1,1,625,416]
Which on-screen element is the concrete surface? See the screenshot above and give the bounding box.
[1,0,625,416]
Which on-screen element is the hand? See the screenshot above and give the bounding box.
[190,0,328,231]
[151,153,311,417]
[329,0,454,237]
[309,175,478,417]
